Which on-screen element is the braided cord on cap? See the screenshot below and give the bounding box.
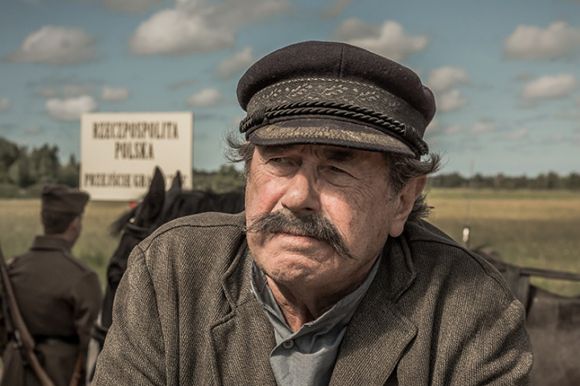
[240,101,429,157]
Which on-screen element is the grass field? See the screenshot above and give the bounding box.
[1,188,579,296]
[426,188,580,296]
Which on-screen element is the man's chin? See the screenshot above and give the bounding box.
[260,257,328,287]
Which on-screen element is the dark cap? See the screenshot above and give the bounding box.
[41,184,89,215]
[237,40,435,158]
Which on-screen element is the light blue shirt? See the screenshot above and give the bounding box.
[250,254,382,386]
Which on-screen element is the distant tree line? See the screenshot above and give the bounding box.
[429,171,580,190]
[0,136,579,198]
[0,137,81,198]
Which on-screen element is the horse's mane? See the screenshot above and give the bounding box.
[176,190,245,215]
[109,188,245,237]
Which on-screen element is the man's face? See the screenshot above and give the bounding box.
[245,144,407,295]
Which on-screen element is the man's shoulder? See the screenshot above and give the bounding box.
[404,219,478,261]
[41,248,100,280]
[62,252,100,277]
[137,211,247,262]
[150,211,245,238]
[131,212,249,297]
[403,219,514,300]
[404,219,456,245]
[9,244,98,278]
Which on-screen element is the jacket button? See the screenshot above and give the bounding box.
[282,340,294,349]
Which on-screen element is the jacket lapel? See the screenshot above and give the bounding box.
[330,235,418,385]
[209,244,277,385]
[210,300,277,385]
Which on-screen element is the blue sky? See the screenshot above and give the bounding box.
[1,0,579,176]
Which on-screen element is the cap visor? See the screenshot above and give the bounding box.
[248,118,415,157]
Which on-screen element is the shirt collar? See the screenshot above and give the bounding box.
[251,252,382,339]
[30,235,72,252]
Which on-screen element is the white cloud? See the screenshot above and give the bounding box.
[35,85,94,98]
[8,26,96,65]
[545,134,564,143]
[35,88,58,98]
[471,120,498,134]
[425,118,441,134]
[218,47,254,78]
[555,104,580,119]
[504,21,580,61]
[321,0,352,19]
[129,9,233,55]
[436,89,469,113]
[105,0,162,14]
[504,128,528,140]
[62,84,94,97]
[169,78,196,90]
[101,86,130,102]
[427,67,469,94]
[232,114,245,128]
[45,95,97,121]
[426,137,440,147]
[187,88,223,107]
[515,73,534,82]
[332,19,428,61]
[426,66,470,114]
[555,107,576,120]
[129,0,289,56]
[26,126,43,135]
[444,124,462,135]
[425,119,461,136]
[0,98,12,113]
[521,73,579,100]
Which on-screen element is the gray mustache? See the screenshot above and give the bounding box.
[245,211,355,260]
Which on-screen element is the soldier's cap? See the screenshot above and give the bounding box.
[41,184,90,215]
[237,40,436,158]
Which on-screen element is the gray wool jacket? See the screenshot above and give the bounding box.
[93,212,532,386]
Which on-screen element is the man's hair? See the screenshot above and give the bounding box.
[225,133,442,222]
[42,212,77,234]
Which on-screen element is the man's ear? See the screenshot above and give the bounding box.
[67,216,81,235]
[72,216,81,227]
[388,175,427,237]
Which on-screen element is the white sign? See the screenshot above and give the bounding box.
[80,112,193,201]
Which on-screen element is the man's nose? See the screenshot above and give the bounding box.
[280,168,321,214]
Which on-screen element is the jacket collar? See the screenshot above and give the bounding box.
[330,235,417,384]
[30,235,72,252]
[209,238,278,385]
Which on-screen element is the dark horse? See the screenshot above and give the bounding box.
[87,167,245,380]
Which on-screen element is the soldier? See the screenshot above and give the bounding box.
[0,184,102,386]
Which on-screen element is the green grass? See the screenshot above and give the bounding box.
[1,188,579,296]
[425,188,580,296]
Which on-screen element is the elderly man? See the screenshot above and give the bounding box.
[1,184,102,386]
[93,41,532,385]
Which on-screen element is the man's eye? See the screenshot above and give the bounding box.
[267,157,296,170]
[330,166,346,174]
[269,157,288,164]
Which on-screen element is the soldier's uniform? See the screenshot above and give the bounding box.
[0,185,102,386]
